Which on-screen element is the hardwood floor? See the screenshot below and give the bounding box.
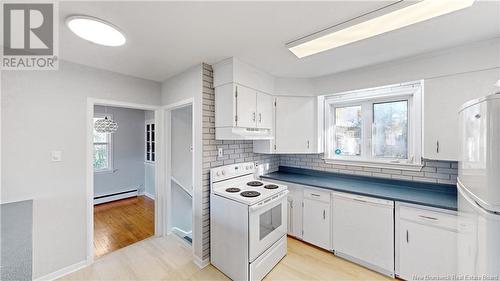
[93,195,154,258]
[63,235,391,280]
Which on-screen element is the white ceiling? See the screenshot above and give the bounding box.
[58,1,500,82]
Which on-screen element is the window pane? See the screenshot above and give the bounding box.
[373,101,408,159]
[93,144,109,170]
[334,106,362,156]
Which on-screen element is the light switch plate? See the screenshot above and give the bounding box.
[51,150,62,162]
[218,148,223,157]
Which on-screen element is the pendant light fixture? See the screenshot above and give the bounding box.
[94,107,118,133]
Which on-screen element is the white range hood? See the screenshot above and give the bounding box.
[215,127,273,140]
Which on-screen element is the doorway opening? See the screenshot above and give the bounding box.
[168,104,194,245]
[88,101,160,259]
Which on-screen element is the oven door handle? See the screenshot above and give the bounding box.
[249,190,289,212]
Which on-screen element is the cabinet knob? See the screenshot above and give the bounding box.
[436,141,440,154]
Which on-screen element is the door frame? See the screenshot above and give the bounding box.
[162,97,198,259]
[86,98,163,264]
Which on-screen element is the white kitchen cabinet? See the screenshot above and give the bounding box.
[396,203,457,280]
[253,96,324,154]
[213,57,274,95]
[235,85,257,128]
[256,92,273,129]
[214,83,273,139]
[302,188,331,250]
[265,179,303,239]
[423,68,499,160]
[332,192,394,277]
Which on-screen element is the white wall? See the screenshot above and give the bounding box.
[274,77,315,96]
[1,61,161,278]
[313,38,500,95]
[93,106,147,197]
[161,64,204,262]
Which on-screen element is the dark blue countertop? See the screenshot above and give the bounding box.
[261,166,457,211]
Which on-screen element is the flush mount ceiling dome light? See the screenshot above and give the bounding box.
[66,16,126,46]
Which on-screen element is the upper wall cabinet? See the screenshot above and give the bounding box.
[213,58,275,140]
[213,57,274,94]
[215,84,274,139]
[423,69,499,161]
[254,96,324,154]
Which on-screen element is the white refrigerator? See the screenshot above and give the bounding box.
[457,93,500,277]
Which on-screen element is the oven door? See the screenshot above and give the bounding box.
[248,190,288,262]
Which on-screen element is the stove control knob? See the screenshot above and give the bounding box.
[221,170,226,176]
[216,171,220,177]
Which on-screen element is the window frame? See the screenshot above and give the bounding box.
[93,114,114,173]
[145,119,155,164]
[324,81,423,170]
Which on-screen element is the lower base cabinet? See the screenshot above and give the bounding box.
[332,192,395,277]
[396,203,458,280]
[302,189,331,250]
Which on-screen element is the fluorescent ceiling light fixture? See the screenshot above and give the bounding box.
[66,16,126,47]
[288,0,475,58]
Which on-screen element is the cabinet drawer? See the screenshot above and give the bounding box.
[303,188,330,203]
[399,205,457,230]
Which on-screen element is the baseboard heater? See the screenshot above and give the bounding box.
[94,189,138,205]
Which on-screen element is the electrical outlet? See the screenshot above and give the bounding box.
[218,148,223,157]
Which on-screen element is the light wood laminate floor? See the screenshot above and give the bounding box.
[94,196,154,258]
[63,235,391,280]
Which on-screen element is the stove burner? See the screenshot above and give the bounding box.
[225,188,241,193]
[241,191,261,197]
[247,181,264,187]
[264,184,279,189]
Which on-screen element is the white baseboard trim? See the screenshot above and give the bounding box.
[193,255,210,269]
[94,190,138,205]
[144,192,155,200]
[34,260,88,281]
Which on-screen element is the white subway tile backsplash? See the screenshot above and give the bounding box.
[279,153,458,185]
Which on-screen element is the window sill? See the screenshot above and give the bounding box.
[94,169,115,174]
[323,158,423,171]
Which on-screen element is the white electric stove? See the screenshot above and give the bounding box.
[210,162,288,281]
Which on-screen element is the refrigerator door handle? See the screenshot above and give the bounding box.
[458,181,495,216]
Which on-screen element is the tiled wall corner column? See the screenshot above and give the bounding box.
[279,154,458,185]
[201,63,280,260]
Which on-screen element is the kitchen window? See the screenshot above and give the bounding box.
[325,81,422,169]
[93,115,113,172]
[145,120,155,163]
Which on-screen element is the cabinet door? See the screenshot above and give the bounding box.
[235,85,257,128]
[399,220,457,279]
[423,69,499,160]
[302,198,330,250]
[275,96,315,153]
[256,92,273,129]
